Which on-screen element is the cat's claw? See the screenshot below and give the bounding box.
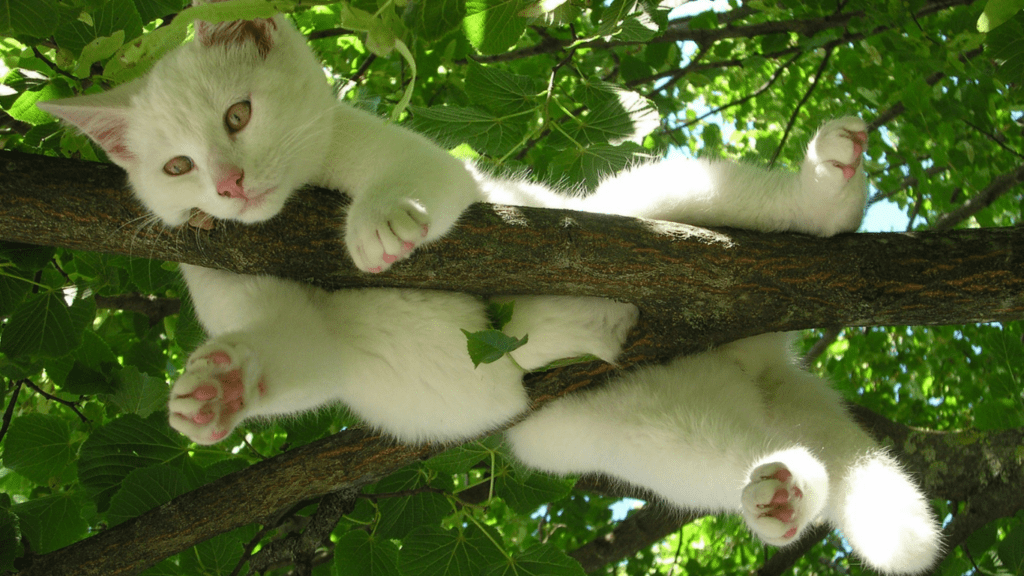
[742,462,815,546]
[346,199,431,273]
[167,341,265,444]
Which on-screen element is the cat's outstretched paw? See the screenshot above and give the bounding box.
[809,116,868,182]
[168,341,265,444]
[346,199,431,273]
[742,463,807,545]
[741,451,828,547]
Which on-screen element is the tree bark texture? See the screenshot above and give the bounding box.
[2,150,1024,575]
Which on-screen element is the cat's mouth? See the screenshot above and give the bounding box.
[188,209,215,230]
[238,188,274,214]
[186,188,278,230]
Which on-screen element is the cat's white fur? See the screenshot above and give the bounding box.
[39,9,940,574]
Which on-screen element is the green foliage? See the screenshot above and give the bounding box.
[1,0,1024,575]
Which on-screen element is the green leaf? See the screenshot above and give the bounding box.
[2,413,75,486]
[53,0,143,55]
[409,105,528,156]
[11,493,88,554]
[547,142,646,190]
[425,435,502,475]
[688,9,719,31]
[465,63,541,115]
[78,413,188,512]
[597,0,637,35]
[486,301,515,331]
[615,13,660,42]
[977,0,1024,32]
[64,360,118,395]
[73,30,125,78]
[106,464,191,527]
[0,0,60,37]
[178,528,254,576]
[134,0,187,24]
[0,273,31,317]
[0,242,56,271]
[404,0,466,41]
[0,292,79,359]
[576,86,660,146]
[376,490,452,540]
[461,329,528,367]
[986,12,1024,87]
[495,467,573,514]
[400,525,508,576]
[484,544,585,576]
[335,531,402,576]
[371,468,454,539]
[0,505,19,573]
[973,397,1024,430]
[464,0,530,55]
[103,366,170,418]
[998,523,1024,575]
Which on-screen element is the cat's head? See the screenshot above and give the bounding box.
[38,9,336,227]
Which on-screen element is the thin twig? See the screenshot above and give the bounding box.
[670,50,804,130]
[21,379,89,423]
[769,46,834,168]
[0,380,23,445]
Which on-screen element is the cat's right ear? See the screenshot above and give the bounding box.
[191,0,277,59]
[36,82,140,168]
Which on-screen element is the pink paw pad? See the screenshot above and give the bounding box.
[755,468,802,539]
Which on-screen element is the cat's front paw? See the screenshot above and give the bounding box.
[741,451,828,547]
[345,199,431,273]
[167,341,265,444]
[809,116,867,182]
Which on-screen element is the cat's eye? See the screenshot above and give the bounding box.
[225,100,251,134]
[163,156,193,176]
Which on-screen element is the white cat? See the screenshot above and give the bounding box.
[39,8,940,574]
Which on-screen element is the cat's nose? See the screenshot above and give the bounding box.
[217,170,246,199]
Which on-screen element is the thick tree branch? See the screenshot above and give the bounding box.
[3,150,1024,344]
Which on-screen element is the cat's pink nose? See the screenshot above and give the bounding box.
[217,170,246,199]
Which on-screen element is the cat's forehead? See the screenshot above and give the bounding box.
[142,44,254,109]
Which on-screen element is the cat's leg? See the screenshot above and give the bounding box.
[326,107,484,273]
[755,349,941,573]
[832,451,941,574]
[574,117,868,237]
[171,270,529,445]
[506,349,830,546]
[795,116,869,236]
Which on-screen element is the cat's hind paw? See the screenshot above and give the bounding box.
[168,341,265,445]
[346,199,431,273]
[741,449,828,547]
[809,116,868,183]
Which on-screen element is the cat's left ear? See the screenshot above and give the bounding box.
[191,0,278,59]
[37,81,141,168]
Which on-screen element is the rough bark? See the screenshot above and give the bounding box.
[3,150,1024,344]
[3,150,1024,575]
